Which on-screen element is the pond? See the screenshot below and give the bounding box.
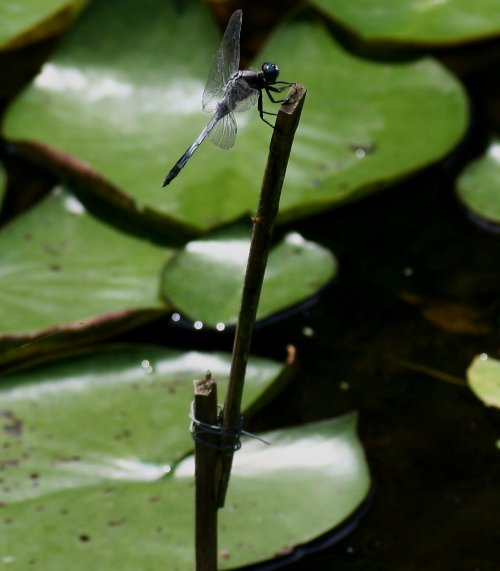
[1,2,500,570]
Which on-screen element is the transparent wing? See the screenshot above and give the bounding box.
[202,54,225,113]
[231,82,259,112]
[202,10,242,113]
[220,10,242,85]
[208,113,237,150]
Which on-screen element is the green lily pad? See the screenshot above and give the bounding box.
[456,139,500,228]
[467,354,500,408]
[195,414,369,568]
[2,2,468,234]
[0,0,89,51]
[0,346,370,570]
[0,186,170,364]
[309,0,500,45]
[259,13,468,221]
[161,223,337,327]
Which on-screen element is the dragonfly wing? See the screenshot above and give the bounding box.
[202,10,242,113]
[208,113,237,150]
[220,10,242,84]
[202,55,225,113]
[232,85,259,112]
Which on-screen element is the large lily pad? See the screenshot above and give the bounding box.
[467,354,500,408]
[0,186,170,363]
[2,1,468,233]
[259,13,468,220]
[309,0,500,45]
[161,223,338,327]
[456,139,500,229]
[0,0,89,51]
[0,346,371,569]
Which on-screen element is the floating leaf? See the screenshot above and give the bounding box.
[195,414,369,569]
[467,354,500,408]
[161,223,337,327]
[0,186,170,363]
[258,12,468,221]
[456,139,500,229]
[0,0,89,51]
[401,292,491,335]
[309,0,500,45]
[0,346,370,569]
[3,2,468,234]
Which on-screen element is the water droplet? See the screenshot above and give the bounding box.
[63,194,86,215]
[285,232,305,246]
[141,360,153,374]
[162,465,171,475]
[194,321,203,330]
[346,545,356,555]
[216,322,226,332]
[351,142,375,157]
[171,313,181,322]
[479,353,488,361]
[487,141,500,161]
[302,326,314,337]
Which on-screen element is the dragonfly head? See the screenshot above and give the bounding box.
[261,62,280,84]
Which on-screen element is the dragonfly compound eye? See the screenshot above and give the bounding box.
[262,62,280,84]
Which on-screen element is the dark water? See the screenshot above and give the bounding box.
[242,164,500,570]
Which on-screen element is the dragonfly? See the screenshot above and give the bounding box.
[162,9,292,187]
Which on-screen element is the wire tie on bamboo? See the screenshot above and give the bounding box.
[189,402,269,451]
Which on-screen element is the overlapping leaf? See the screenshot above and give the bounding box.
[456,139,500,228]
[0,186,170,362]
[161,223,337,327]
[467,354,500,408]
[309,0,500,45]
[0,0,89,51]
[0,184,339,366]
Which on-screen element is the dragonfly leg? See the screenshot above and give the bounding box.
[263,83,292,105]
[258,82,293,128]
[273,81,294,90]
[258,90,276,128]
